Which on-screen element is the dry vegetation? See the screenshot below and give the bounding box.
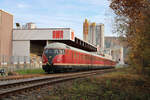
[39,67,150,100]
[110,0,150,73]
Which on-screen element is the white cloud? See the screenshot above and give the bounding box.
[17,4,30,8]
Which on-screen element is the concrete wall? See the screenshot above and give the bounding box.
[13,40,30,57]
[13,28,72,40]
[0,10,13,57]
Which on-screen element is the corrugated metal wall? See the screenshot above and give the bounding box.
[13,40,30,57]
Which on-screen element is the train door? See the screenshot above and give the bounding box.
[78,52,81,64]
[72,51,74,64]
[73,52,76,64]
[76,52,79,64]
[80,54,83,64]
[90,54,92,69]
[65,49,70,63]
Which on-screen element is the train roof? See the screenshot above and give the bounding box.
[45,42,113,61]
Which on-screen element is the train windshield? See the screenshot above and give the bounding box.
[44,49,65,54]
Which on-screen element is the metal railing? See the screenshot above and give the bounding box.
[0,55,42,72]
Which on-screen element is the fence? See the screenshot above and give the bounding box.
[0,55,42,72]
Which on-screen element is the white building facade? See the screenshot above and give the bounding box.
[12,28,75,57]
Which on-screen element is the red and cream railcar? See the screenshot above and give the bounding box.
[42,43,116,73]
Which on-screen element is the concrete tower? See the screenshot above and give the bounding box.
[83,19,105,52]
[83,19,89,42]
[100,24,104,49]
[88,22,96,45]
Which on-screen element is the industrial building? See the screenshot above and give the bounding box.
[83,19,104,51]
[13,28,74,57]
[13,27,96,58]
[105,36,125,64]
[0,10,13,58]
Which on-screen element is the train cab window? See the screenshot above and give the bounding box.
[45,49,64,54]
[44,49,48,54]
[47,49,55,53]
[63,50,65,54]
[44,49,55,54]
[58,50,61,54]
[55,50,59,54]
[58,49,65,54]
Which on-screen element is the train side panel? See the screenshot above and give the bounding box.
[42,43,116,73]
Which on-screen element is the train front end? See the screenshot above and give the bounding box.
[42,44,65,73]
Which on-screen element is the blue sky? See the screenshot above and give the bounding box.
[0,0,115,39]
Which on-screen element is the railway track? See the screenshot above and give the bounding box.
[0,69,115,99]
[0,74,47,81]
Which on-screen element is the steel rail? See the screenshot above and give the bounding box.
[0,69,115,98]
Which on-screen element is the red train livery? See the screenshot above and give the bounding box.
[42,43,116,73]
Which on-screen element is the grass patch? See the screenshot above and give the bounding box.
[15,68,45,75]
[44,67,150,100]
